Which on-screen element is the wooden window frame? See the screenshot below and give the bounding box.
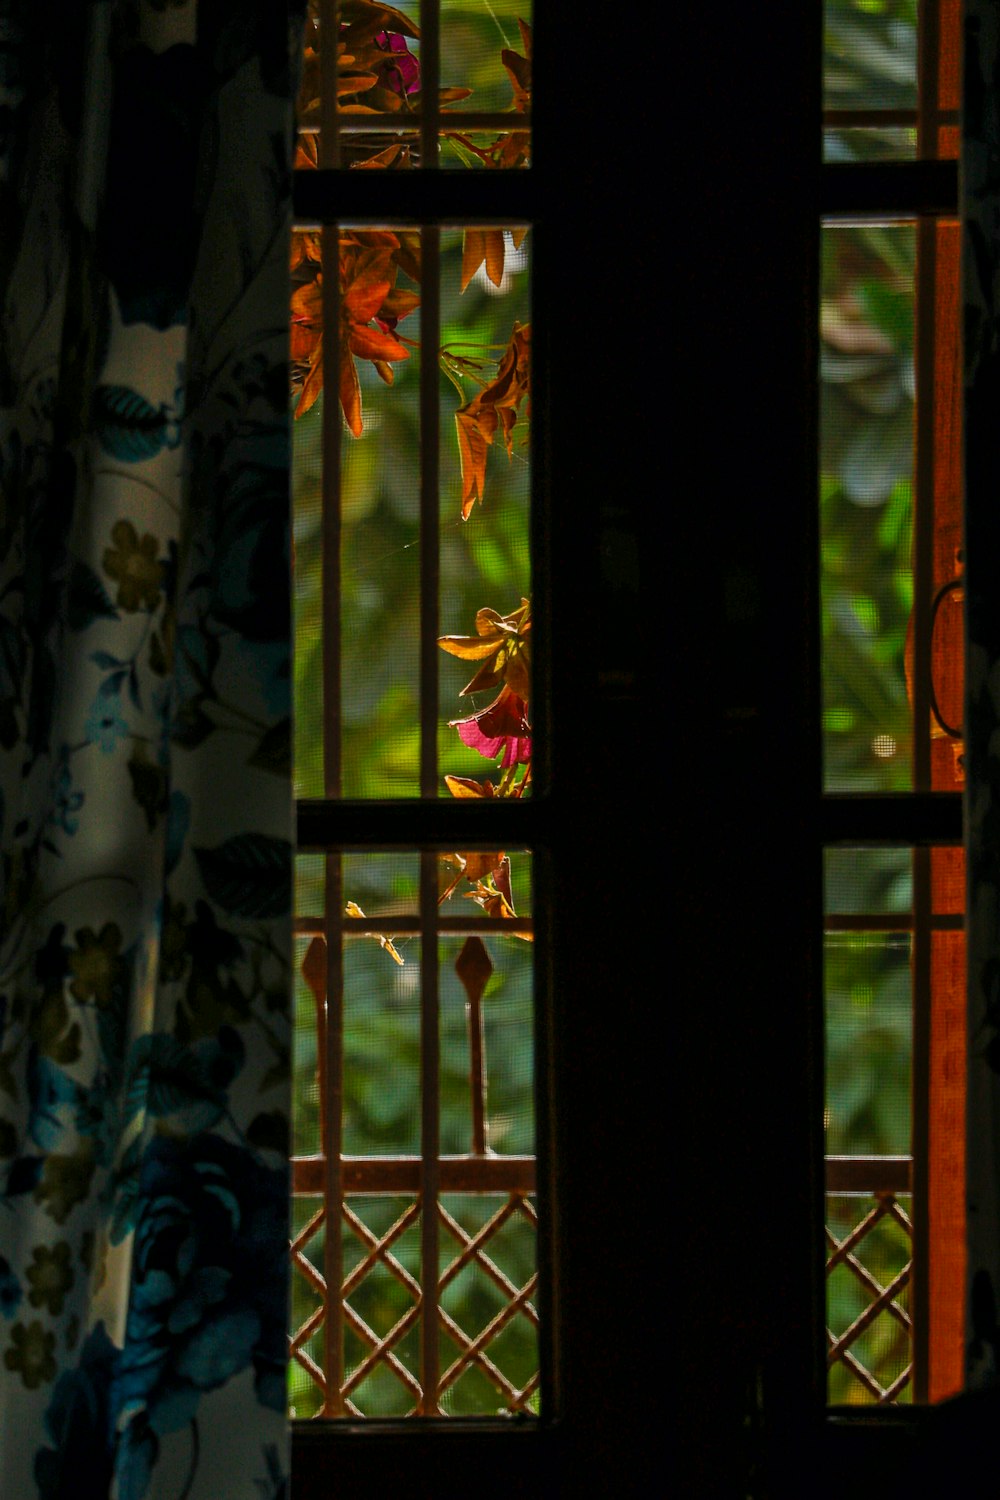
[672,4,975,1493]
[288,5,655,1493]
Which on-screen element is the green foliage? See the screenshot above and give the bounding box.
[824,1,917,162]
[821,224,914,792]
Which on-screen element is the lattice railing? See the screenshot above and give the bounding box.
[826,1156,913,1404]
[290,921,539,1418]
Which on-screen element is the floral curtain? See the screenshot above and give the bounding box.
[0,3,302,1493]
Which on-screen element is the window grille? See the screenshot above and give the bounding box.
[289,0,544,1424]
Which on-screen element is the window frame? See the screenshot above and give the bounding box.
[672,3,974,1492]
[288,4,656,1491]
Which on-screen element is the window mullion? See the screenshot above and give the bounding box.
[322,850,346,1414]
[910,844,933,1401]
[418,849,441,1413]
[420,226,441,799]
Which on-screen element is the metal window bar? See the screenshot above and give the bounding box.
[292,0,541,1422]
[292,917,539,1415]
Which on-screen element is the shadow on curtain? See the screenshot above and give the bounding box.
[0,3,303,1494]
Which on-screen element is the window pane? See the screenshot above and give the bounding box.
[438,227,531,794]
[820,219,963,793]
[823,1,958,162]
[826,927,912,1158]
[290,849,538,1418]
[824,846,966,1405]
[442,0,533,113]
[292,224,531,801]
[821,222,916,790]
[298,0,531,170]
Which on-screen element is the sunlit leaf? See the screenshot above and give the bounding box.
[345,901,404,965]
[438,599,531,700]
[453,323,530,516]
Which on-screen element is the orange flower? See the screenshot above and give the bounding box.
[290,230,418,431]
[454,323,530,517]
[438,598,531,701]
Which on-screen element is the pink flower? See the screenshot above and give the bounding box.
[452,687,531,769]
[374,31,421,96]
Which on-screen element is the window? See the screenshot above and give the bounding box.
[673,2,975,1490]
[821,0,965,1414]
[287,2,653,1489]
[822,0,964,1395]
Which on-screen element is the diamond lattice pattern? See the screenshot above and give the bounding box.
[827,1193,913,1404]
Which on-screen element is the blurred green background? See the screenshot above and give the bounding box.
[824,0,918,161]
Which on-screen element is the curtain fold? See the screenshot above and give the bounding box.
[0,3,302,1493]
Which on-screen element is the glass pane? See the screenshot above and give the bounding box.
[824,846,966,1405]
[826,928,912,1156]
[824,126,916,163]
[824,847,912,915]
[820,219,964,793]
[343,935,421,1155]
[291,850,538,1417]
[442,0,532,112]
[823,1,958,162]
[298,0,422,142]
[298,0,531,169]
[439,227,532,797]
[824,0,916,161]
[821,222,916,790]
[291,223,531,800]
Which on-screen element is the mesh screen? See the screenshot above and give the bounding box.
[821,222,915,791]
[826,929,911,1156]
[297,0,532,169]
[823,1,959,163]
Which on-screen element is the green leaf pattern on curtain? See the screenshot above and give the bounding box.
[0,2,302,1493]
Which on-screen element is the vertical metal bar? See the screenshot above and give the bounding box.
[420,225,441,798]
[911,844,932,1402]
[419,849,441,1413]
[320,222,342,805]
[527,203,553,1425]
[320,0,342,802]
[914,217,936,796]
[322,853,346,1415]
[912,0,941,1384]
[321,0,342,170]
[917,0,941,162]
[416,79,442,1381]
[420,0,441,170]
[319,0,344,1416]
[467,984,487,1156]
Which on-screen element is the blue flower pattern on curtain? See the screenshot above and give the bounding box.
[0,3,303,1493]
